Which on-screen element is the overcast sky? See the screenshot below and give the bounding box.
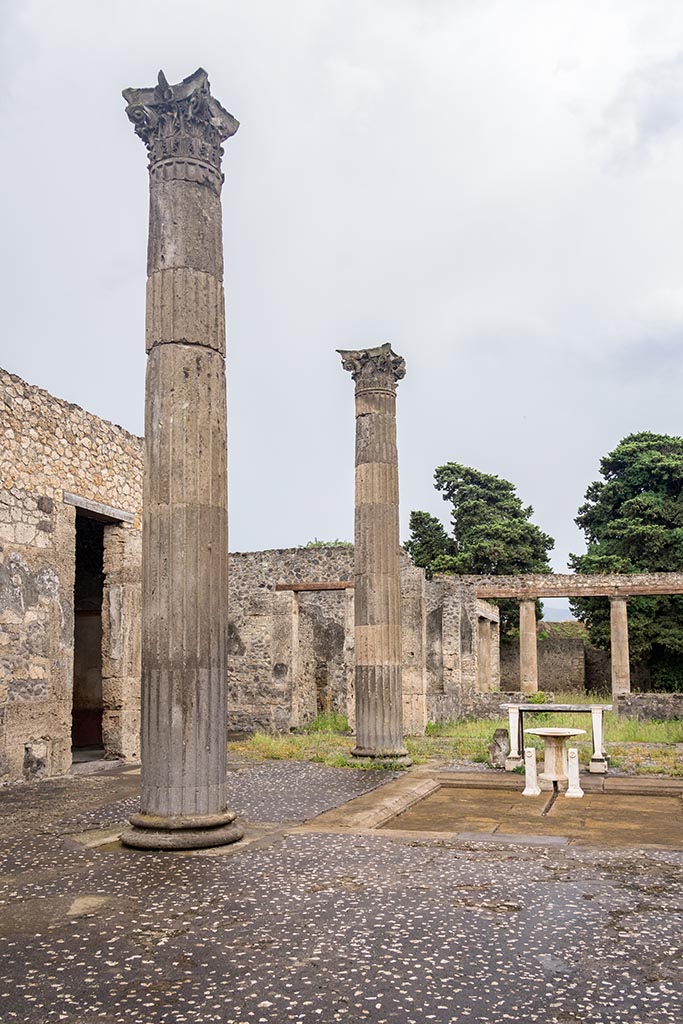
[2,1,683,611]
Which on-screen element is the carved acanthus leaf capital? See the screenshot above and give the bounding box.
[338,343,406,389]
[123,68,239,188]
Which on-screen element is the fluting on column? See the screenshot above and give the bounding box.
[338,343,410,764]
[121,69,242,850]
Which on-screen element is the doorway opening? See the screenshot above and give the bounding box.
[72,513,105,760]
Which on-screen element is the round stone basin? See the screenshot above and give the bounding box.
[525,727,586,783]
[525,728,586,738]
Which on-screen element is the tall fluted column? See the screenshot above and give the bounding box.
[519,599,538,695]
[610,596,631,697]
[338,344,410,763]
[121,69,242,849]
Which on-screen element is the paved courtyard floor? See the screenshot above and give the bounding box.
[0,759,682,1023]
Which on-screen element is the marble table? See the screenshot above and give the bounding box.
[502,703,612,773]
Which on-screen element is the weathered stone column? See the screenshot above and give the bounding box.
[610,596,631,697]
[121,70,242,849]
[477,618,492,693]
[338,344,410,763]
[519,598,538,695]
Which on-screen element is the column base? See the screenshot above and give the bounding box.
[121,810,244,850]
[351,746,412,767]
[505,755,524,771]
[589,756,609,775]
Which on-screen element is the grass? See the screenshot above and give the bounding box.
[301,712,350,734]
[227,694,683,776]
[422,691,683,774]
[228,714,408,771]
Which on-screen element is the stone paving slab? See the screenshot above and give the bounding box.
[0,760,682,1023]
[379,781,683,849]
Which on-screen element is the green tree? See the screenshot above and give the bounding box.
[569,432,683,690]
[406,463,554,631]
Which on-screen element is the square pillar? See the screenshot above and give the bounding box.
[519,598,538,694]
[477,618,492,693]
[610,596,631,696]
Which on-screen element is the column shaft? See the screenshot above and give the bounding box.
[610,597,631,696]
[477,618,492,693]
[121,69,242,849]
[339,344,409,761]
[519,599,538,695]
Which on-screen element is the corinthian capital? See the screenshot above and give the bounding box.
[338,343,406,390]
[123,68,239,191]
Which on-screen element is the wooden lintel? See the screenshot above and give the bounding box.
[275,581,355,592]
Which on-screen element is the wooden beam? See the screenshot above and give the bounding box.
[465,572,683,599]
[275,581,354,592]
[63,491,135,524]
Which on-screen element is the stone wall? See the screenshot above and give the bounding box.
[225,551,482,736]
[462,691,550,721]
[422,577,497,722]
[1,368,499,780]
[0,368,142,781]
[500,634,586,693]
[616,692,683,721]
[226,548,354,733]
[584,646,652,695]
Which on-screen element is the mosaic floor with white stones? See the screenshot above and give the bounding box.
[0,759,682,1024]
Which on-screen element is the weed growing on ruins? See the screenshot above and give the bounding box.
[303,538,353,548]
[301,712,351,734]
[227,730,413,770]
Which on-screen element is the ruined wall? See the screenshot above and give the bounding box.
[584,647,652,695]
[500,634,586,693]
[616,692,683,721]
[1,368,494,778]
[421,576,490,722]
[0,368,142,781]
[227,548,355,733]
[298,590,354,722]
[225,553,488,735]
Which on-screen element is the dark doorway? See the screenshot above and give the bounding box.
[72,513,105,756]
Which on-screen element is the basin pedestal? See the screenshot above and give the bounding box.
[525,727,586,789]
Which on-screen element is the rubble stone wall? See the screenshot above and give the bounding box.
[225,550,466,736]
[226,548,354,733]
[616,692,683,721]
[0,368,142,781]
[500,636,586,693]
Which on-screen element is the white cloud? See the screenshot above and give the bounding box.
[2,0,683,568]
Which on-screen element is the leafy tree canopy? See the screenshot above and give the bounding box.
[406,463,554,630]
[569,432,683,688]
